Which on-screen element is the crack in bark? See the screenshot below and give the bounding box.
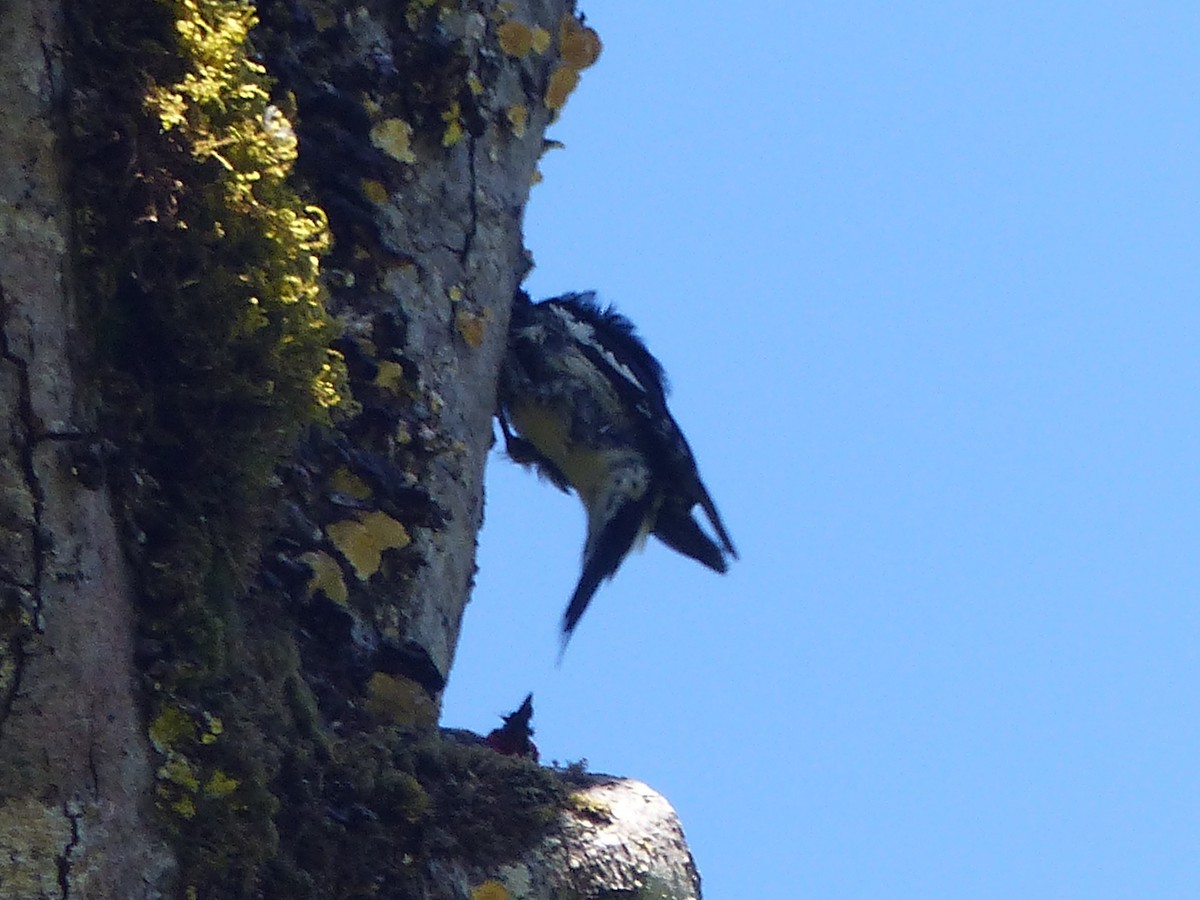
[462,135,479,262]
[0,290,43,744]
[0,313,47,613]
[0,637,25,742]
[56,802,82,899]
[87,732,101,800]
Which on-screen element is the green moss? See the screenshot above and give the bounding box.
[67,0,345,892]
[261,728,565,895]
[204,769,241,798]
[364,672,437,727]
[149,706,198,751]
[72,0,344,591]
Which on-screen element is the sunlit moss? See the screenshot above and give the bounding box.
[143,0,339,417]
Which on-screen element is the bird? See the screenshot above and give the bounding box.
[497,290,737,652]
[484,693,539,761]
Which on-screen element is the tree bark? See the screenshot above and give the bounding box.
[0,0,174,895]
[0,0,702,896]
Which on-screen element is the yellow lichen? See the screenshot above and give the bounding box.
[472,881,510,900]
[365,672,437,726]
[330,466,373,500]
[158,755,201,793]
[530,26,552,54]
[558,15,602,69]
[373,360,408,394]
[370,117,418,163]
[544,66,580,111]
[455,310,488,348]
[497,20,533,56]
[506,103,528,137]
[361,178,390,205]
[204,770,240,798]
[327,511,411,580]
[300,550,349,605]
[442,102,465,147]
[150,706,198,752]
[200,712,224,745]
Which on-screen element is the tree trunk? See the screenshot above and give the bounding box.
[0,0,702,896]
[0,0,173,894]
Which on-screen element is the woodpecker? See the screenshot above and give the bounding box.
[485,693,539,761]
[497,290,737,650]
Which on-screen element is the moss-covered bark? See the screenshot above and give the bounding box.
[58,0,592,895]
[4,0,695,895]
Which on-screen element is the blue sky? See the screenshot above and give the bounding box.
[443,4,1200,897]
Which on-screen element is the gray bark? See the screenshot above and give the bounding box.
[508,777,703,899]
[0,0,173,894]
